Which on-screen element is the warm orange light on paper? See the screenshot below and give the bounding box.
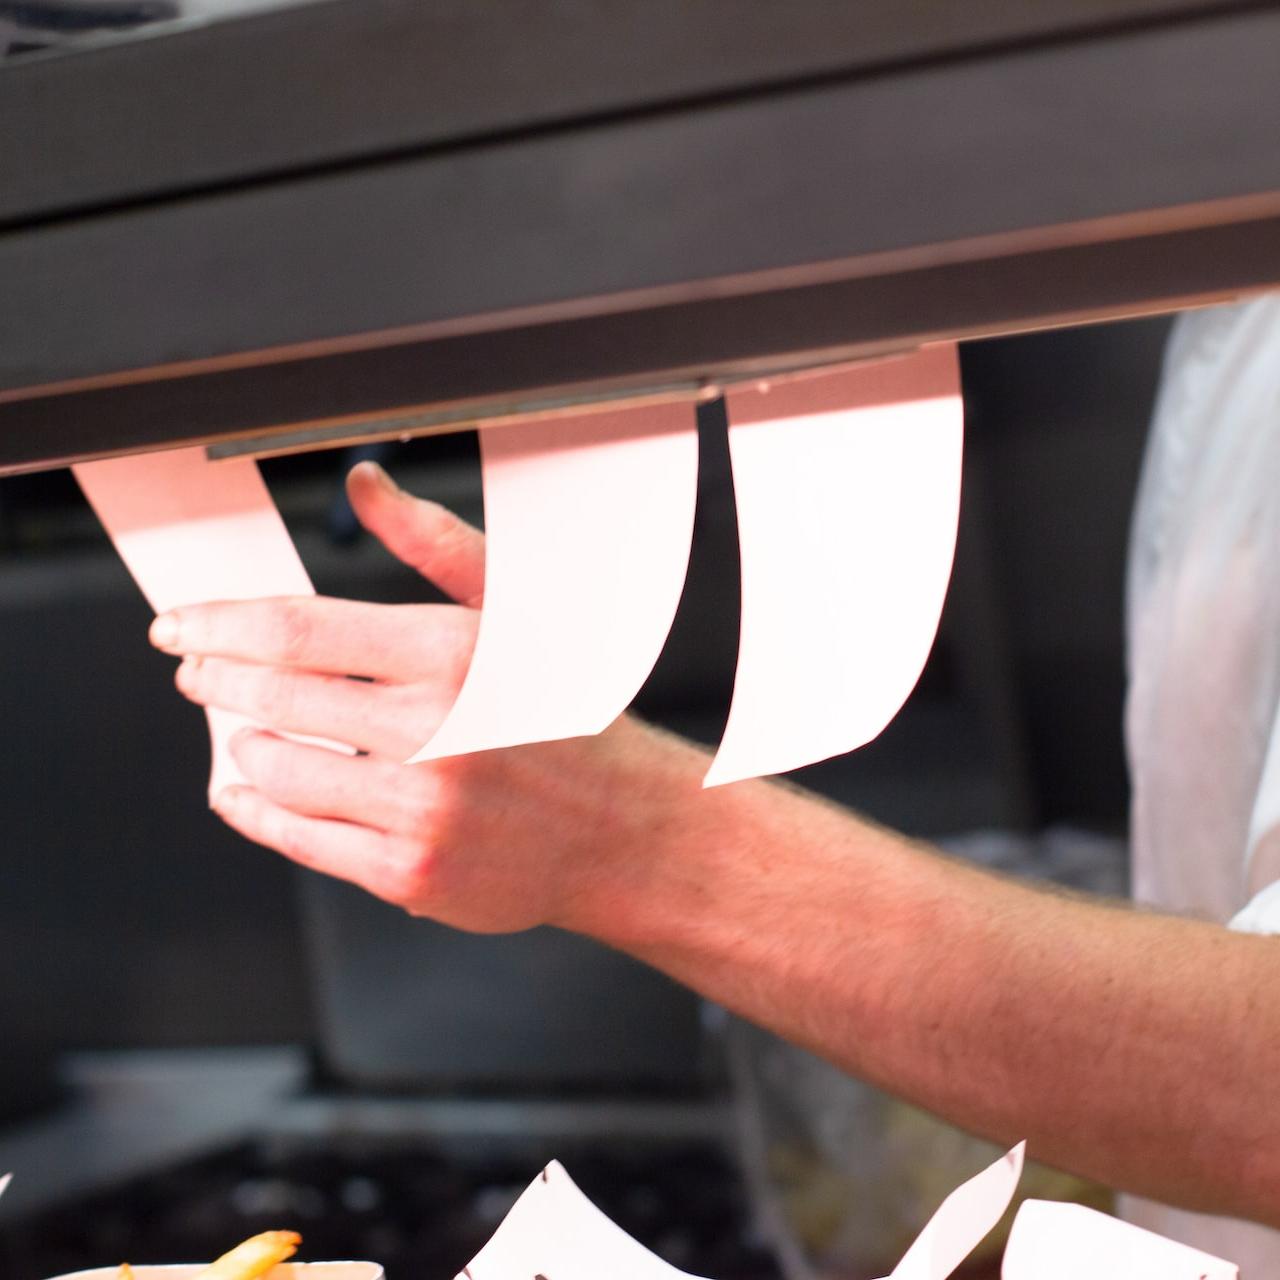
[408,401,697,762]
[73,447,318,801]
[705,346,964,787]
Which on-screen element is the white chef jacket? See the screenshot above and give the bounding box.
[1121,293,1280,1270]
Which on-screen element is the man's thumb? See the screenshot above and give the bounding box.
[346,461,485,607]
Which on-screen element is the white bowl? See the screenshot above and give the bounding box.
[48,1264,384,1280]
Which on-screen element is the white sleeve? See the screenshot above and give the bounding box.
[1229,878,1280,936]
[1236,695,1280,935]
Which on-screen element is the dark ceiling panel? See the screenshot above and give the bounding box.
[2,7,1279,395]
[0,0,1262,226]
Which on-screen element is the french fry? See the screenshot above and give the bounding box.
[192,1230,302,1280]
[116,1266,134,1280]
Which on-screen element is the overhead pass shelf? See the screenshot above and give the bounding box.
[2,0,1279,471]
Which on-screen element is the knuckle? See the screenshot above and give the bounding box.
[400,768,442,838]
[378,685,438,759]
[274,602,313,665]
[189,655,217,696]
[277,822,310,865]
[256,672,297,727]
[260,802,308,863]
[195,657,231,705]
[432,516,470,560]
[174,657,198,695]
[439,525,483,585]
[391,844,437,909]
[445,612,480,684]
[407,508,476,570]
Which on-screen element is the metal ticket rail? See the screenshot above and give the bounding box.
[1,0,1279,472]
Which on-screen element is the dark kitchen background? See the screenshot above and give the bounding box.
[0,2,1195,1273]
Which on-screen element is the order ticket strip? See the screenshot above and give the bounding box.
[75,346,963,790]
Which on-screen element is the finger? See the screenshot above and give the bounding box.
[230,730,437,831]
[151,595,478,683]
[213,783,420,907]
[347,461,486,607]
[177,656,446,758]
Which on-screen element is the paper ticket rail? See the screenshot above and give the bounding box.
[73,346,963,790]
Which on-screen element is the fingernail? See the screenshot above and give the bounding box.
[175,655,199,690]
[365,461,399,494]
[150,612,180,650]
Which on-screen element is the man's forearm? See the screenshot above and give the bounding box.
[569,720,1280,1225]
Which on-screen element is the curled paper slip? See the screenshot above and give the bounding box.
[74,447,328,802]
[409,400,698,762]
[886,1143,1025,1280]
[461,1161,708,1280]
[705,346,963,787]
[466,1150,1021,1280]
[1003,1200,1238,1280]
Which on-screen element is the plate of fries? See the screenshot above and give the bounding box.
[46,1230,384,1280]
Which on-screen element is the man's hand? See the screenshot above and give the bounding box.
[148,460,688,933]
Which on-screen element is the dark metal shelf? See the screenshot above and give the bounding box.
[2,1,1279,472]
